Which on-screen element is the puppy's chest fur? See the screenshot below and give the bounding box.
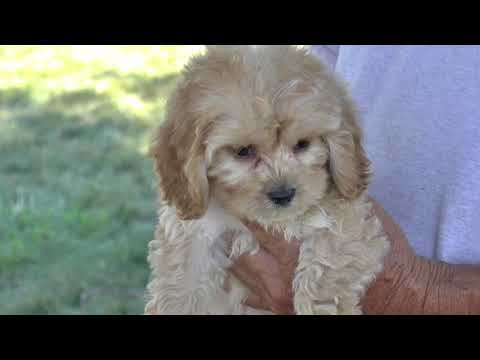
[145,195,389,315]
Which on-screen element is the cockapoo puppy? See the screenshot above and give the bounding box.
[145,45,390,315]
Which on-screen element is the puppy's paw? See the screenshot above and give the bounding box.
[210,229,258,269]
[229,231,259,260]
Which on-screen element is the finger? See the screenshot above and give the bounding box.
[231,252,296,315]
[237,252,294,304]
[242,220,300,259]
[240,272,294,315]
[243,293,270,311]
[244,292,294,314]
[242,220,279,246]
[257,233,300,266]
[230,254,269,298]
[235,249,282,277]
[230,251,290,307]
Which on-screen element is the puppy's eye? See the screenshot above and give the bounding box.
[236,145,256,159]
[294,139,310,152]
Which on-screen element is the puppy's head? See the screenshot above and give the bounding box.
[150,46,370,222]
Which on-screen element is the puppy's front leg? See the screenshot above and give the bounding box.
[209,228,260,313]
[293,236,341,315]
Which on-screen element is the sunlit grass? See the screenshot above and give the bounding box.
[0,45,205,121]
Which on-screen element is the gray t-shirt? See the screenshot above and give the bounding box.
[313,45,480,265]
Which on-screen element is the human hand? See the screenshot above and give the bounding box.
[229,221,300,314]
[231,198,480,314]
[229,198,414,315]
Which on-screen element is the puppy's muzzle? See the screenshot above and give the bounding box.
[267,185,296,207]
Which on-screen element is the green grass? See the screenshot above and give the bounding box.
[0,45,205,314]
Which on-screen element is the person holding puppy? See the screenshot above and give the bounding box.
[231,45,480,314]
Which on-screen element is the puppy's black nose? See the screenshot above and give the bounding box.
[267,186,296,207]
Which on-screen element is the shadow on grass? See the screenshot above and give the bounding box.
[47,89,109,107]
[0,74,175,314]
[0,87,33,108]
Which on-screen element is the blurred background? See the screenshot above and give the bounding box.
[0,45,205,314]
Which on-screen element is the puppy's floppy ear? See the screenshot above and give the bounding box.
[325,97,371,199]
[149,84,210,220]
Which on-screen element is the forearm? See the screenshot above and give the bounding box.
[421,260,480,314]
[362,256,480,315]
[362,198,480,314]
